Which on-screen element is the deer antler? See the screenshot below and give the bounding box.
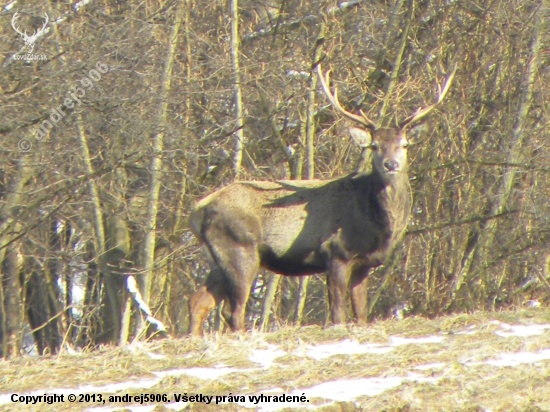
[11,12,48,41]
[397,64,457,129]
[34,14,49,40]
[317,64,377,129]
[11,12,25,37]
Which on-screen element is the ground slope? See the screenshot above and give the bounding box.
[2,308,550,411]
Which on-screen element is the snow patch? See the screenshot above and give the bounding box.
[390,336,446,346]
[301,339,393,360]
[302,372,440,401]
[147,352,167,360]
[455,325,478,335]
[234,373,441,410]
[466,349,550,367]
[295,335,446,361]
[494,324,550,338]
[249,347,287,369]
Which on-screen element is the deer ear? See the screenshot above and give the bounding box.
[406,122,428,145]
[349,127,372,148]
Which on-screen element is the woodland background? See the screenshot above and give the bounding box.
[0,0,549,358]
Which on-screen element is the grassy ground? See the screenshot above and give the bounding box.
[2,307,550,411]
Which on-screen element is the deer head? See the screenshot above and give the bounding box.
[11,12,49,54]
[317,64,456,181]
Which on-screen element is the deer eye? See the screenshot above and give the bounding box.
[370,143,379,151]
[402,142,409,149]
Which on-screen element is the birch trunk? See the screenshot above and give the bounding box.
[141,2,186,308]
[76,115,122,343]
[451,5,543,300]
[231,0,246,177]
[294,24,324,326]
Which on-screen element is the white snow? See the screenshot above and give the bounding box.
[146,352,167,360]
[249,347,287,369]
[236,372,440,411]
[390,335,446,346]
[302,372,440,401]
[455,325,478,335]
[295,335,445,361]
[3,0,16,11]
[74,0,92,12]
[126,276,167,332]
[6,319,550,411]
[494,323,550,338]
[301,339,393,360]
[466,348,550,368]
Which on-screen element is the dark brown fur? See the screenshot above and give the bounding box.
[188,128,412,335]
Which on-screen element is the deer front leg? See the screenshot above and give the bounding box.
[327,258,350,324]
[350,267,370,325]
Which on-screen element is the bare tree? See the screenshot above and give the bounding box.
[141,1,186,312]
[231,0,246,177]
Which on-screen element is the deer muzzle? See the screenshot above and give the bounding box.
[383,159,400,173]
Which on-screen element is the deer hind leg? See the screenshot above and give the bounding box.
[189,267,228,336]
[199,211,261,332]
[350,267,370,325]
[221,243,260,331]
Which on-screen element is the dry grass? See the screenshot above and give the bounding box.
[2,307,550,411]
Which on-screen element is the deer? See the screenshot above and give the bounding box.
[188,64,456,335]
[11,12,49,54]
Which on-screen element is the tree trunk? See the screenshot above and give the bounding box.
[141,1,186,309]
[231,0,246,177]
[451,4,543,301]
[0,155,33,357]
[1,246,22,358]
[294,24,324,326]
[260,273,280,332]
[77,114,123,344]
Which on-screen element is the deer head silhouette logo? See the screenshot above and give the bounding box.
[11,12,49,54]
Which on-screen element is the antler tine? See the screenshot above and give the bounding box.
[41,14,49,31]
[11,12,25,36]
[30,14,49,40]
[398,64,457,129]
[317,64,376,129]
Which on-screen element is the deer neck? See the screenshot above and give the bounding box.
[372,169,411,222]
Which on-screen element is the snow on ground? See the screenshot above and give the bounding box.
[249,346,287,369]
[454,325,478,335]
[493,322,550,338]
[3,318,550,411]
[299,339,393,360]
[298,334,445,360]
[232,372,441,411]
[389,335,445,346]
[301,372,441,401]
[464,348,550,368]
